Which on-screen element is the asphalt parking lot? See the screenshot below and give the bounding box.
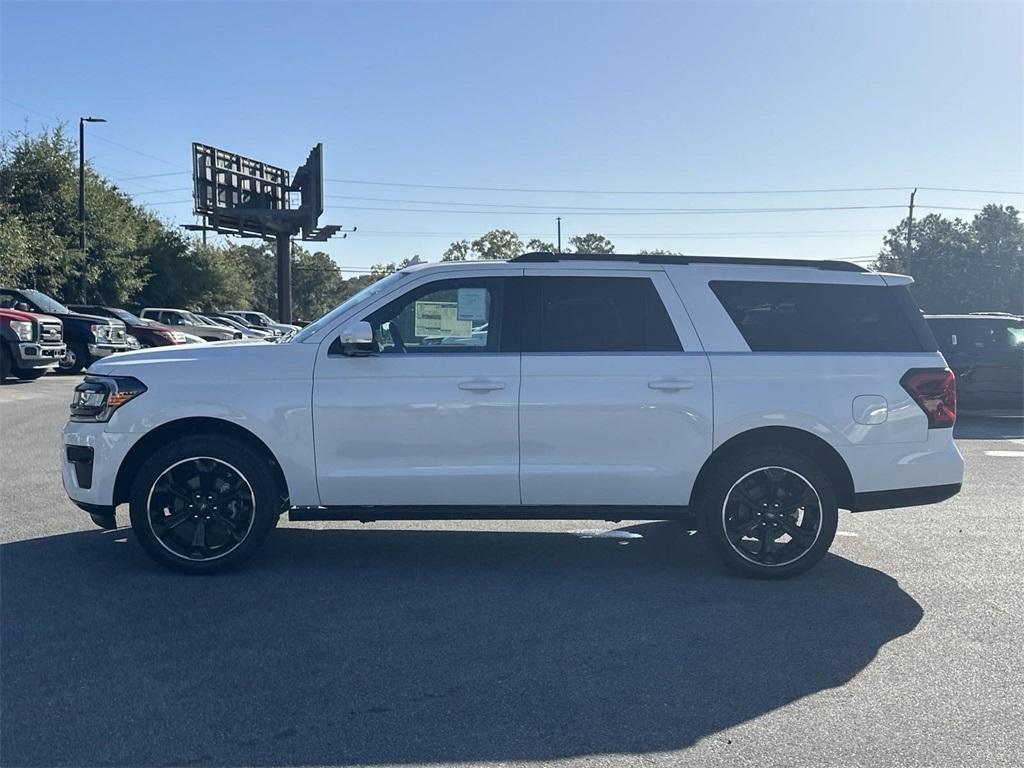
[1,375,1022,768]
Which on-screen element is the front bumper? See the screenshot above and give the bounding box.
[61,423,140,509]
[15,341,66,369]
[88,343,132,358]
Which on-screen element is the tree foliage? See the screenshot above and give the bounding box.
[568,233,615,254]
[873,205,1023,314]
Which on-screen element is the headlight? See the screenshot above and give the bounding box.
[90,324,108,341]
[70,376,147,422]
[9,320,33,341]
[126,336,141,349]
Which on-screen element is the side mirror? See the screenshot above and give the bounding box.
[334,321,377,356]
[14,302,31,312]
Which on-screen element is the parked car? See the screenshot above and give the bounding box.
[204,313,273,339]
[68,305,190,348]
[0,307,65,382]
[223,310,298,335]
[138,308,242,342]
[926,313,1024,416]
[1,288,132,373]
[62,253,963,577]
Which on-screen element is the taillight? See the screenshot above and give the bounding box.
[901,368,956,428]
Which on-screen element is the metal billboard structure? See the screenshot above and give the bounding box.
[189,142,348,323]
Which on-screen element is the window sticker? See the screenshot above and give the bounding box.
[457,288,488,322]
[414,301,473,337]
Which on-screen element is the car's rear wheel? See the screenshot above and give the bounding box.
[129,436,280,573]
[697,447,838,579]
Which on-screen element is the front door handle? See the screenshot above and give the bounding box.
[459,380,506,392]
[648,379,695,392]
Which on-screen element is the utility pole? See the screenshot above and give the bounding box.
[276,234,292,324]
[556,217,562,253]
[906,188,917,272]
[78,116,106,302]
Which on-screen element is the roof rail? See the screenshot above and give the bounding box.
[510,252,869,273]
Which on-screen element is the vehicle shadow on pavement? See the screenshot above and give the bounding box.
[0,522,922,767]
[954,416,1024,439]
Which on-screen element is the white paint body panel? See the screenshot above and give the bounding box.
[62,259,964,516]
[312,353,521,505]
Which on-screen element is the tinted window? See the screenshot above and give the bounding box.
[365,278,506,353]
[710,281,936,352]
[525,276,681,353]
[929,318,1024,352]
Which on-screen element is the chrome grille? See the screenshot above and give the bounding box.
[39,321,63,343]
[109,325,127,343]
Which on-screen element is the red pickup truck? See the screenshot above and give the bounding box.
[0,307,66,382]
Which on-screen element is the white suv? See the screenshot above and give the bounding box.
[62,253,963,577]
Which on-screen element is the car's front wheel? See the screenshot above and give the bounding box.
[128,436,280,573]
[697,447,838,579]
[58,342,88,374]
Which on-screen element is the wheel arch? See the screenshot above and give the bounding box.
[113,417,290,507]
[691,426,854,510]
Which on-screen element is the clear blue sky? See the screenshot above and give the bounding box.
[2,1,1022,273]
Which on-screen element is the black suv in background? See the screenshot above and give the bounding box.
[0,288,133,373]
[926,313,1024,416]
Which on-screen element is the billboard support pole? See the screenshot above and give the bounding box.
[276,233,292,324]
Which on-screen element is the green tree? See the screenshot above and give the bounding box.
[874,205,1023,314]
[470,229,524,260]
[1,127,157,305]
[526,238,556,252]
[637,248,683,256]
[568,233,615,254]
[291,247,346,321]
[442,239,472,262]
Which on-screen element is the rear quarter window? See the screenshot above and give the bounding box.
[710,280,937,353]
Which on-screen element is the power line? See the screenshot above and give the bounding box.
[319,203,979,216]
[326,177,1024,196]
[112,171,190,182]
[89,134,181,168]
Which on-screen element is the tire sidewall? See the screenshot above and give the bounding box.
[128,435,279,573]
[59,342,87,374]
[698,447,839,579]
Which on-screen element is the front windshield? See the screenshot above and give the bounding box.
[107,307,143,325]
[181,310,204,325]
[20,289,69,314]
[291,271,409,343]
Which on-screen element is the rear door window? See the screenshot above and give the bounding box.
[710,281,937,352]
[523,276,682,352]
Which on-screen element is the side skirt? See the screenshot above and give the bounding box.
[289,505,691,523]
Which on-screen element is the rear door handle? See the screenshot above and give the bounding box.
[648,379,695,392]
[459,380,506,392]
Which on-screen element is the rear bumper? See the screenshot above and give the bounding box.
[850,482,962,512]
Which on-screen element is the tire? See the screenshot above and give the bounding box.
[13,367,49,381]
[58,342,88,374]
[0,345,11,384]
[697,447,838,579]
[128,435,281,573]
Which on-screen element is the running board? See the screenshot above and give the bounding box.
[289,505,691,523]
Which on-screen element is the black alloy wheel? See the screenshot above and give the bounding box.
[698,447,838,579]
[129,435,280,573]
[722,466,823,567]
[146,456,256,562]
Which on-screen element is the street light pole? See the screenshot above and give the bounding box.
[78,116,106,301]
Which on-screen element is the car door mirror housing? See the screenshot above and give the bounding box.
[334,321,377,356]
